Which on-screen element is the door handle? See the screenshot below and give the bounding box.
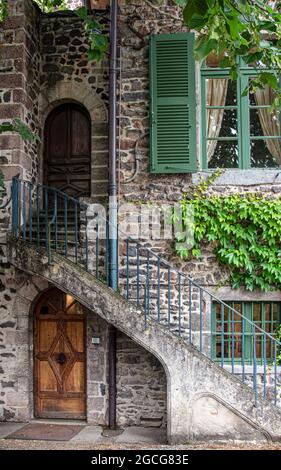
[56,352,67,365]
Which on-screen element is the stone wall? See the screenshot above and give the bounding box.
[116,0,281,298]
[0,0,41,421]
[116,332,167,428]
[0,273,50,422]
[9,240,281,444]
[39,10,109,201]
[0,268,167,427]
[0,0,40,230]
[1,0,281,435]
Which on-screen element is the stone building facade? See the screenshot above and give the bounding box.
[0,0,168,429]
[0,0,281,442]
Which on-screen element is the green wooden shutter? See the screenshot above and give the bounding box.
[150,33,197,173]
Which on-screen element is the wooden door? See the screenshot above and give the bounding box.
[34,288,86,419]
[44,103,91,198]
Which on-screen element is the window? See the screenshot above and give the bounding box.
[212,301,281,364]
[201,58,281,169]
[149,33,281,173]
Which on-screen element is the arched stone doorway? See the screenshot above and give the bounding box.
[34,287,87,419]
[44,103,91,198]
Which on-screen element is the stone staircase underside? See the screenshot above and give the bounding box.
[7,237,281,444]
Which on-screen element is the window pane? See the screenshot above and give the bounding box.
[208,141,239,168]
[213,301,280,363]
[251,139,281,167]
[250,84,276,107]
[272,303,279,323]
[67,301,84,315]
[206,78,237,106]
[264,303,271,333]
[256,337,262,358]
[208,109,237,138]
[253,303,261,324]
[250,108,281,137]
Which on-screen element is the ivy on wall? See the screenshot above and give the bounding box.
[174,192,281,292]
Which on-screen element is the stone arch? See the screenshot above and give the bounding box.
[39,81,108,124]
[39,81,109,199]
[9,274,167,432]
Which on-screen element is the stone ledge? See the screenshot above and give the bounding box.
[192,169,281,186]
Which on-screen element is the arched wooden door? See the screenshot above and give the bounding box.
[44,103,91,198]
[34,288,86,419]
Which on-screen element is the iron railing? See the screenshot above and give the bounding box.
[10,177,281,407]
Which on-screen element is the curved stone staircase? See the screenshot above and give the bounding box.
[7,177,281,443]
[7,237,281,444]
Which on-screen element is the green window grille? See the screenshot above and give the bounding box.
[201,60,281,169]
[211,301,281,364]
[149,33,197,174]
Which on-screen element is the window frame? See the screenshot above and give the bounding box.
[211,301,281,365]
[201,62,281,170]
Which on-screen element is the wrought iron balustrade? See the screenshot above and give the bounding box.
[10,177,281,407]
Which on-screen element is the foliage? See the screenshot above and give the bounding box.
[0,119,40,142]
[184,168,225,199]
[174,193,281,292]
[75,7,108,62]
[0,0,7,22]
[0,2,107,63]
[172,0,281,108]
[34,0,67,13]
[0,120,40,194]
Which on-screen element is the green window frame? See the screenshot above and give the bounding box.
[201,61,281,169]
[211,301,281,364]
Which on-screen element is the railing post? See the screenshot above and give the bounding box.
[64,195,68,258]
[221,304,224,368]
[28,182,32,243]
[44,188,48,253]
[199,288,203,352]
[11,177,19,238]
[108,196,118,291]
[253,327,258,406]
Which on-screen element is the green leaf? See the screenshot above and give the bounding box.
[173,0,186,6]
[75,6,88,19]
[183,0,209,28]
[88,49,102,62]
[194,37,218,62]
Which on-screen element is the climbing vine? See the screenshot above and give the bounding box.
[0,0,7,21]
[0,120,40,195]
[75,7,108,62]
[174,192,281,292]
[0,119,40,143]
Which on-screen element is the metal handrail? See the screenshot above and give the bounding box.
[95,211,281,346]
[0,195,11,210]
[10,177,281,407]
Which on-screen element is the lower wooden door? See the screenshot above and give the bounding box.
[34,288,86,419]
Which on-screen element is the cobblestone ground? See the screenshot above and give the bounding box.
[1,440,281,450]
